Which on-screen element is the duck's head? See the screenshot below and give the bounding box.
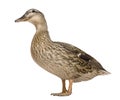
[15,9,47,29]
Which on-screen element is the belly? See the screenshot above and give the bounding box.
[31,47,75,79]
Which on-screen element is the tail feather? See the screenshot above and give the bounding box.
[91,59,110,75]
[98,70,111,75]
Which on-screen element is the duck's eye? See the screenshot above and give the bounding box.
[32,10,36,13]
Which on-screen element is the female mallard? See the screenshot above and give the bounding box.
[15,9,110,96]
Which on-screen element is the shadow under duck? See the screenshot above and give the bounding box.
[15,9,110,96]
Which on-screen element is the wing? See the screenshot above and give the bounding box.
[54,42,93,61]
[54,42,106,71]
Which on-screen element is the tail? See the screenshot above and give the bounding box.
[91,59,111,75]
[98,70,111,75]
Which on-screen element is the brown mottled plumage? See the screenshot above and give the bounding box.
[15,9,110,96]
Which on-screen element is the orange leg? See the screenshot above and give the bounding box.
[51,79,73,96]
[62,79,67,93]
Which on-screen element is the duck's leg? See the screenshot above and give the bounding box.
[62,79,68,93]
[51,79,73,96]
[68,79,73,94]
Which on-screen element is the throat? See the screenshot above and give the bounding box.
[35,23,48,32]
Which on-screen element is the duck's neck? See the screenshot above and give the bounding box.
[34,22,52,44]
[35,22,48,32]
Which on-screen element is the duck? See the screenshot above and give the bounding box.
[15,9,110,96]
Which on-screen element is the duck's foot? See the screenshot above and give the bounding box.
[51,91,71,96]
[51,86,72,96]
[51,79,73,96]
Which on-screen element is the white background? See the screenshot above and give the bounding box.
[0,0,119,100]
